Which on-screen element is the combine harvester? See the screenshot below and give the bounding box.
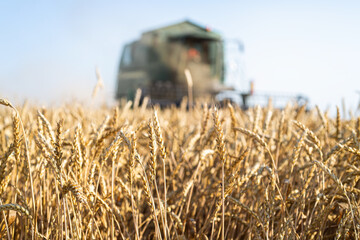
[116,20,308,108]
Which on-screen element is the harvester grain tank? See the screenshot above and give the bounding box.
[116,20,229,105]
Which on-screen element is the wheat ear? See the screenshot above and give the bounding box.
[61,180,87,204]
[336,106,341,140]
[148,120,157,183]
[12,114,21,163]
[0,203,32,220]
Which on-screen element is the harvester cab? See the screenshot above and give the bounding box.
[116,20,231,106]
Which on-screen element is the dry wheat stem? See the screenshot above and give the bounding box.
[213,107,226,240]
[0,99,36,240]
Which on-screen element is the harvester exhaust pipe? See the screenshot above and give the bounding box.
[250,80,254,95]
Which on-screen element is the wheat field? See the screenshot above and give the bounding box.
[0,98,359,239]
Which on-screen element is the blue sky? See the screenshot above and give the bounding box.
[1,1,360,114]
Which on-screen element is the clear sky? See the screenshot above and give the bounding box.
[1,1,359,114]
